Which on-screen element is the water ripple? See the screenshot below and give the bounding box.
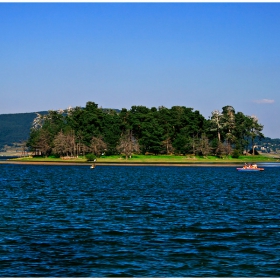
[0,165,280,277]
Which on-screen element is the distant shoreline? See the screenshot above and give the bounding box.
[0,160,272,167]
[1,151,279,167]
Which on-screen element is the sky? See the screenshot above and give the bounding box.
[1,3,280,138]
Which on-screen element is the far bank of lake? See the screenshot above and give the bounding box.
[2,153,280,166]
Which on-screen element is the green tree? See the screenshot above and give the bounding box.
[26,101,266,158]
[248,115,264,155]
[234,112,251,154]
[222,105,236,154]
[101,110,122,155]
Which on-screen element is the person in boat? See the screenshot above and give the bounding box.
[243,163,257,169]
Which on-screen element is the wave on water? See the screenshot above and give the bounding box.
[0,165,279,277]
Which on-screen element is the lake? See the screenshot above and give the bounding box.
[0,164,279,277]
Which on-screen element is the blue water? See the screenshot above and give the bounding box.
[0,164,280,277]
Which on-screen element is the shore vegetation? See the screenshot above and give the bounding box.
[25,101,266,160]
[10,153,279,164]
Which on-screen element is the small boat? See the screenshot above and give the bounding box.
[237,167,264,171]
[237,164,264,171]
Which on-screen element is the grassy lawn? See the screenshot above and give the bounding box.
[10,154,280,163]
[97,154,279,163]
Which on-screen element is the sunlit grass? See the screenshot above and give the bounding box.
[11,153,279,163]
[97,154,277,162]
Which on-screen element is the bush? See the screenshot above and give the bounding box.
[85,153,97,161]
[231,149,240,158]
[49,154,60,158]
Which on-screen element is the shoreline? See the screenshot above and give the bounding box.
[0,160,267,167]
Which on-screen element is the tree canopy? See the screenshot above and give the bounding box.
[26,101,264,158]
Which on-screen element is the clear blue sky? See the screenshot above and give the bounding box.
[1,3,280,138]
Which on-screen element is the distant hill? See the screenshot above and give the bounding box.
[255,137,280,154]
[0,111,48,148]
[0,108,121,149]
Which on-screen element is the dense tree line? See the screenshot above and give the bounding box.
[26,101,264,158]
